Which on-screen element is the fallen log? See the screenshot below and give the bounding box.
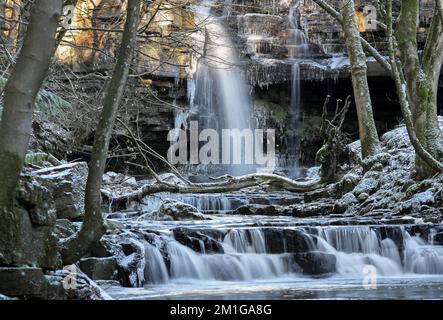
[101,173,324,204]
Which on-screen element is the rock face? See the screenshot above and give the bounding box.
[33,162,88,220]
[0,175,60,268]
[0,162,88,269]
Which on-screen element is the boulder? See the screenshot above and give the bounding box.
[361,152,391,172]
[103,235,146,287]
[410,190,435,206]
[353,177,379,196]
[33,162,88,220]
[290,201,335,217]
[234,204,283,216]
[333,192,358,214]
[357,192,369,203]
[45,269,112,300]
[79,257,119,281]
[0,206,60,268]
[0,267,48,298]
[17,175,57,226]
[293,252,336,276]
[173,228,225,253]
[263,228,313,253]
[157,200,209,221]
[54,219,79,239]
[0,174,60,268]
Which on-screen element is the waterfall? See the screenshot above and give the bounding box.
[291,61,301,171]
[315,226,443,276]
[144,244,170,284]
[141,192,236,213]
[287,0,309,58]
[140,225,443,285]
[187,1,255,176]
[281,1,309,176]
[159,237,292,282]
[223,228,267,253]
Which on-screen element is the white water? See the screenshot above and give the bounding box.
[287,1,309,58]
[140,225,443,285]
[187,2,255,176]
[280,1,309,175]
[165,240,291,281]
[141,192,235,212]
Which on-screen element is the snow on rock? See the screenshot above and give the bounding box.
[138,199,210,221]
[33,162,88,220]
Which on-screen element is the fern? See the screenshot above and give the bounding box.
[0,76,71,118]
[25,152,49,165]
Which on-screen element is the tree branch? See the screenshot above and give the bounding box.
[311,0,392,73]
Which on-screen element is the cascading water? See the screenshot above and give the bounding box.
[287,1,309,58]
[138,224,443,286]
[186,1,255,176]
[281,0,310,177]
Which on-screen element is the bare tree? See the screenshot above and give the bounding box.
[311,0,443,177]
[61,0,142,264]
[0,0,62,207]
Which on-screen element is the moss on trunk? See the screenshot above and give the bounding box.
[340,0,380,159]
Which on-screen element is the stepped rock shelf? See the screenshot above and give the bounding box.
[101,206,443,300]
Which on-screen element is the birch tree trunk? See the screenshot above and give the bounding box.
[340,0,380,159]
[0,0,62,207]
[61,0,142,264]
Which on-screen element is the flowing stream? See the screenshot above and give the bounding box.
[106,194,443,300]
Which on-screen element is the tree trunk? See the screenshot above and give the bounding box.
[0,0,62,207]
[396,0,420,117]
[386,0,443,176]
[61,0,141,265]
[394,1,443,177]
[414,7,443,177]
[340,0,380,159]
